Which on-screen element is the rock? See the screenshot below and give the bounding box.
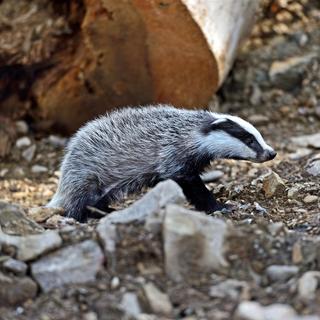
[298,271,320,301]
[16,136,31,149]
[235,302,296,320]
[0,230,62,261]
[0,168,9,177]
[201,170,224,183]
[266,265,299,282]
[235,301,264,320]
[31,165,48,174]
[22,144,36,162]
[110,276,120,289]
[48,135,68,148]
[287,185,303,199]
[291,133,320,149]
[267,222,286,236]
[45,215,75,228]
[303,195,318,204]
[262,171,286,198]
[269,54,316,91]
[3,258,28,276]
[120,292,141,318]
[209,279,248,300]
[143,282,173,316]
[288,148,312,160]
[31,240,104,292]
[247,114,269,126]
[15,121,29,134]
[163,204,229,282]
[27,206,64,223]
[99,180,185,225]
[0,201,44,235]
[0,272,37,306]
[305,155,320,176]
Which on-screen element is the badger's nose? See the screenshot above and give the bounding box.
[267,150,277,160]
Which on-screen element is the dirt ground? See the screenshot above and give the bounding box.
[0,1,320,319]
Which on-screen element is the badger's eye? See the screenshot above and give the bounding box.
[247,137,256,147]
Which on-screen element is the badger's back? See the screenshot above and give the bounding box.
[49,105,210,211]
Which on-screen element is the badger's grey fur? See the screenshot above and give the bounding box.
[48,105,276,222]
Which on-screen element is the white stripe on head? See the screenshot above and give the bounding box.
[211,112,273,152]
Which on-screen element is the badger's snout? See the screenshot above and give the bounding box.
[258,149,277,162]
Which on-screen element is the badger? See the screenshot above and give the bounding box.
[47,105,276,222]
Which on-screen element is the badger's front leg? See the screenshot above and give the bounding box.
[174,175,227,213]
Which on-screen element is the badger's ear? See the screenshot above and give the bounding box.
[202,118,228,134]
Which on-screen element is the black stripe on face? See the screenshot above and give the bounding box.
[208,119,264,155]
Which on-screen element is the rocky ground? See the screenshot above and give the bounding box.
[0,0,320,319]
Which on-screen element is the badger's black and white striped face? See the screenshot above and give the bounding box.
[201,114,276,163]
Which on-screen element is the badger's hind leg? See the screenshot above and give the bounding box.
[174,175,228,213]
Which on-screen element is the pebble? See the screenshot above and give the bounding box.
[0,168,9,178]
[28,207,64,223]
[15,121,29,134]
[31,165,48,174]
[303,195,318,204]
[143,282,173,315]
[48,135,68,148]
[266,265,299,282]
[3,258,28,276]
[209,279,247,300]
[305,155,320,176]
[0,272,37,306]
[262,171,286,198]
[22,144,36,162]
[298,271,320,301]
[248,114,269,125]
[16,137,31,149]
[120,292,141,317]
[201,170,224,183]
[110,276,120,289]
[31,240,104,292]
[291,133,320,149]
[288,148,312,160]
[163,204,228,282]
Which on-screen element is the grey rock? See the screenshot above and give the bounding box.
[288,148,312,160]
[269,54,316,91]
[48,135,68,148]
[291,133,320,149]
[31,240,104,292]
[209,279,248,300]
[31,165,48,174]
[0,201,44,235]
[22,144,36,162]
[0,230,62,261]
[3,258,28,276]
[15,121,29,134]
[201,170,224,183]
[235,302,296,320]
[143,282,173,315]
[303,195,318,204]
[120,292,141,318]
[0,272,37,306]
[163,204,229,282]
[100,180,185,225]
[16,136,31,149]
[305,155,320,176]
[298,271,320,301]
[266,265,299,282]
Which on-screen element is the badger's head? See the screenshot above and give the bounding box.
[200,114,276,163]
